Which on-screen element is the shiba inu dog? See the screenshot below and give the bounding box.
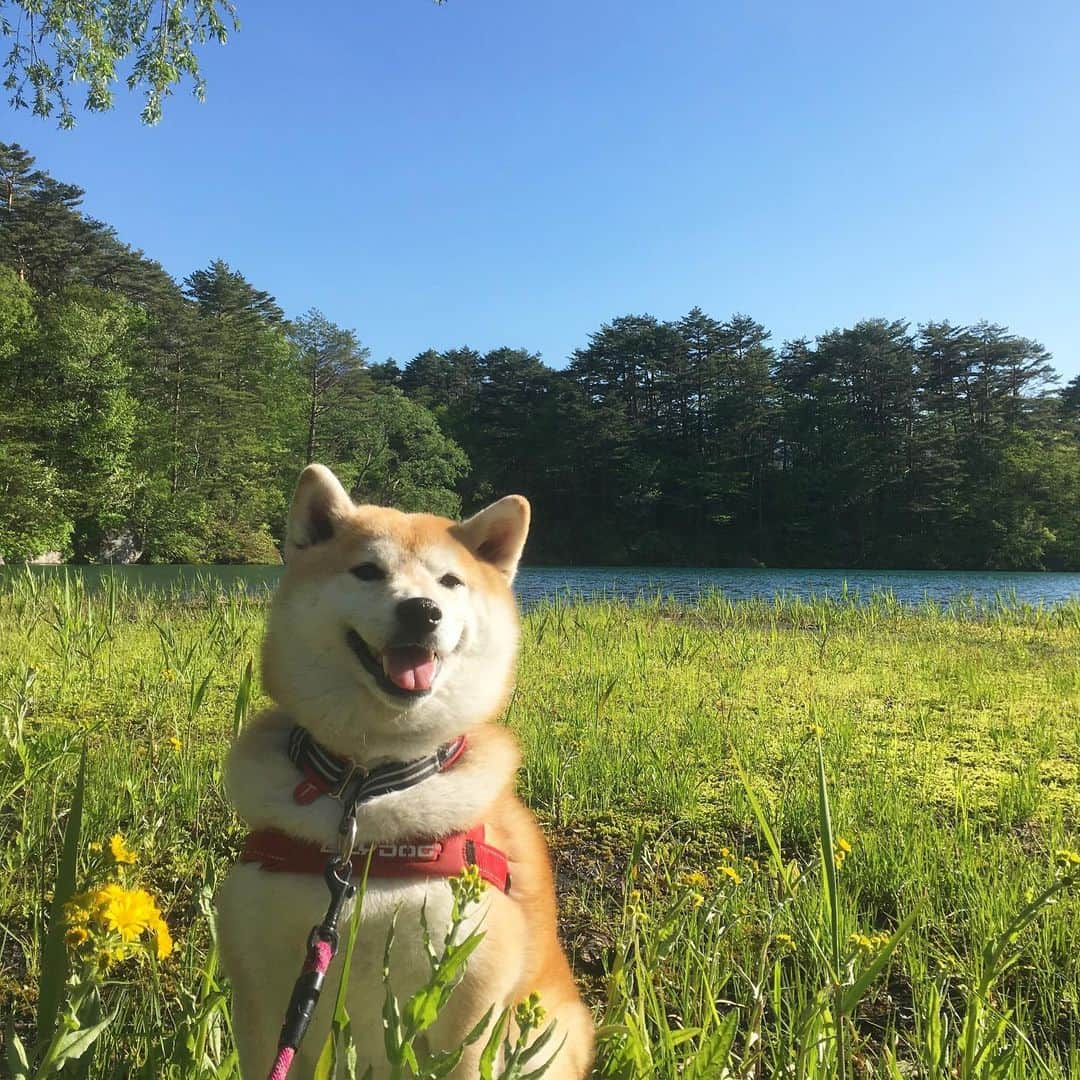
[216,464,594,1078]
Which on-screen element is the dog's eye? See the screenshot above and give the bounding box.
[350,562,385,581]
[439,573,464,589]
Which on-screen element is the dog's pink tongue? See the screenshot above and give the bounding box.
[384,647,436,692]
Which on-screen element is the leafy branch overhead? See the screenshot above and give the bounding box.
[0,0,239,127]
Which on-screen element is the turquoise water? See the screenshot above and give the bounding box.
[6,564,1080,607]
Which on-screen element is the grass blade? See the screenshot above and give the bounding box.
[35,741,87,1047]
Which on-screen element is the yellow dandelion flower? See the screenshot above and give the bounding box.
[690,892,705,909]
[1056,849,1080,867]
[718,865,743,886]
[836,837,852,855]
[719,847,731,859]
[775,932,796,951]
[806,723,824,737]
[168,735,182,752]
[102,886,158,942]
[110,833,137,865]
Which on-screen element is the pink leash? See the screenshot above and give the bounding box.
[267,938,334,1078]
[265,854,356,1077]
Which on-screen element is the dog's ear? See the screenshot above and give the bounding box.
[287,464,353,550]
[455,495,531,581]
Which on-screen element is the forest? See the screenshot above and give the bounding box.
[2,141,1079,569]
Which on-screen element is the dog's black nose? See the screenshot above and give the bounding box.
[397,597,442,636]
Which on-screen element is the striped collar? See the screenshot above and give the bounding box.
[287,726,468,808]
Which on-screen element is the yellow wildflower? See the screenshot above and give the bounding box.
[775,932,796,952]
[65,926,90,950]
[102,886,158,942]
[66,879,172,964]
[719,847,731,859]
[162,668,177,682]
[1056,849,1080,868]
[514,991,547,1029]
[690,892,705,909]
[168,735,182,752]
[109,833,137,865]
[65,894,92,926]
[718,865,743,886]
[150,915,174,959]
[449,863,485,907]
[806,723,824,737]
[849,933,873,952]
[833,836,852,868]
[680,869,709,889]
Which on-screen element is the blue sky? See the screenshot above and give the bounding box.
[7,0,1080,378]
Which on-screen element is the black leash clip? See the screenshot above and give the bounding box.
[276,854,357,1055]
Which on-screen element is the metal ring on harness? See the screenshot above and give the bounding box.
[336,812,358,870]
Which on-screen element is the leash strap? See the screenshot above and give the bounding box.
[267,860,355,1080]
[288,727,468,806]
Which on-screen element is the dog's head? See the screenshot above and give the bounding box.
[262,464,530,753]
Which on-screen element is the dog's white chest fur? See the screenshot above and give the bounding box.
[217,861,496,1078]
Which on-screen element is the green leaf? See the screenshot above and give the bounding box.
[731,750,784,875]
[463,1004,495,1047]
[313,1033,336,1080]
[418,1044,465,1079]
[478,1007,509,1080]
[682,1012,739,1080]
[39,1010,117,1072]
[3,1017,30,1080]
[520,1035,569,1080]
[815,740,841,979]
[404,984,444,1034]
[429,928,486,990]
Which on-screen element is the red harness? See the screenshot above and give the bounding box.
[240,728,511,894]
[242,823,511,893]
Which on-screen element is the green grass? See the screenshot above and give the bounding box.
[1,571,1078,1077]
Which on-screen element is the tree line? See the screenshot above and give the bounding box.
[2,141,1078,569]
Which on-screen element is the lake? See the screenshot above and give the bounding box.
[7,564,1080,608]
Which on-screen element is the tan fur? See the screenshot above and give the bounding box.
[217,465,594,1078]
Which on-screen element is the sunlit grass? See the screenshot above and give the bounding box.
[1,571,1078,1076]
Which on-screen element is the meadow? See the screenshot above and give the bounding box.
[1,571,1078,1078]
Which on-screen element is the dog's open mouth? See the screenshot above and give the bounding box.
[345,629,438,697]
